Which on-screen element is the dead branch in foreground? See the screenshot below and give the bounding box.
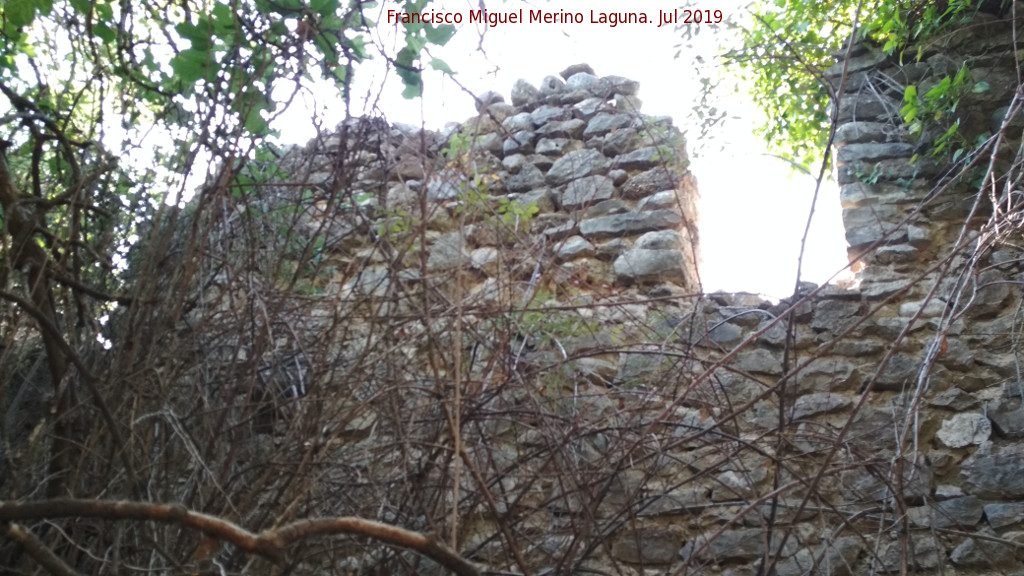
[0,499,481,576]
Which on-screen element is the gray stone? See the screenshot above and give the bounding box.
[936,412,991,448]
[506,164,545,193]
[733,348,783,374]
[990,407,1024,438]
[538,74,565,95]
[469,247,499,275]
[427,232,472,271]
[426,170,463,201]
[535,118,585,139]
[579,209,681,239]
[842,204,906,247]
[512,187,555,214]
[962,442,1024,498]
[898,298,946,317]
[612,526,682,565]
[614,93,642,112]
[474,90,504,112]
[613,249,687,284]
[559,63,594,79]
[873,535,941,571]
[635,230,681,250]
[595,238,628,260]
[554,236,595,261]
[811,299,861,331]
[949,535,1016,568]
[535,137,580,156]
[791,393,852,420]
[591,127,637,155]
[540,219,577,241]
[834,94,897,122]
[636,189,681,211]
[875,354,920,390]
[836,142,915,163]
[502,130,535,155]
[834,121,891,144]
[826,49,886,77]
[585,199,628,217]
[875,244,919,264]
[583,112,635,138]
[927,387,978,411]
[680,528,797,562]
[986,502,1024,528]
[621,167,679,199]
[546,148,610,185]
[841,458,932,503]
[641,488,709,515]
[501,153,527,174]
[908,496,984,528]
[837,157,943,184]
[529,104,571,126]
[776,537,863,576]
[706,322,743,346]
[603,75,640,96]
[564,72,598,92]
[501,112,533,133]
[573,97,610,120]
[510,79,539,106]
[562,175,614,209]
[614,146,668,170]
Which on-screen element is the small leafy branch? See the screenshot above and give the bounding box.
[901,65,991,162]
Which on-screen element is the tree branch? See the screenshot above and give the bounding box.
[0,500,481,575]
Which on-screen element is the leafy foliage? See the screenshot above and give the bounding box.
[729,0,1005,171]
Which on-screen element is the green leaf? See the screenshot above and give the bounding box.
[429,58,454,75]
[423,23,455,45]
[310,0,339,15]
[169,48,210,85]
[5,0,37,28]
[972,80,991,93]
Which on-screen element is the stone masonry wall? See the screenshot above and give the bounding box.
[176,34,1024,573]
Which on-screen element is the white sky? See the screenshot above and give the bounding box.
[275,0,851,299]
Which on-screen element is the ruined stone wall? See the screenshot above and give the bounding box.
[171,33,1024,573]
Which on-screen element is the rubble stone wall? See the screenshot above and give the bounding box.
[183,22,1024,571]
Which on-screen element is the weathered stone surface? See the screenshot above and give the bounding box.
[776,537,863,576]
[949,535,1017,568]
[426,170,463,201]
[536,118,586,139]
[512,187,555,214]
[937,413,991,448]
[583,112,635,138]
[928,387,979,411]
[554,236,595,261]
[501,111,533,132]
[873,535,942,571]
[680,528,798,562]
[613,249,687,284]
[603,75,640,96]
[573,97,610,120]
[585,199,628,217]
[962,442,1024,498]
[990,407,1024,438]
[825,48,886,76]
[530,104,572,126]
[474,90,504,112]
[562,175,614,209]
[791,393,851,420]
[733,348,783,374]
[564,72,598,92]
[427,232,472,271]
[908,496,984,528]
[841,459,932,503]
[535,137,580,156]
[538,74,565,95]
[579,210,681,239]
[620,167,679,199]
[834,121,891,144]
[612,526,682,565]
[506,163,545,192]
[835,142,915,163]
[502,130,535,155]
[559,63,594,79]
[635,230,681,250]
[985,502,1024,529]
[546,148,610,185]
[613,146,667,170]
[811,299,861,331]
[510,79,538,106]
[834,94,898,122]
